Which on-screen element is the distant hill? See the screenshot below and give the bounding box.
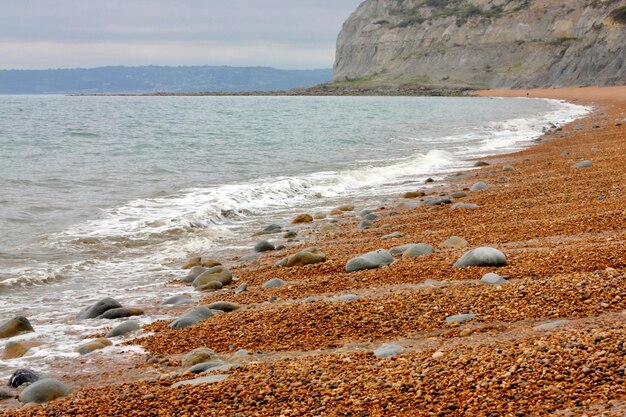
[0,66,332,94]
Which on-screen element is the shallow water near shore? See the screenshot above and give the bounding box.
[0,95,589,380]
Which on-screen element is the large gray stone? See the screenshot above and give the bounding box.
[453,247,507,268]
[169,306,214,329]
[8,368,40,388]
[194,265,232,287]
[254,240,275,252]
[19,379,69,404]
[345,249,393,272]
[402,243,435,258]
[106,320,141,338]
[373,344,404,359]
[0,316,34,339]
[77,297,123,320]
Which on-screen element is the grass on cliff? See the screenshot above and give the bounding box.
[611,6,626,24]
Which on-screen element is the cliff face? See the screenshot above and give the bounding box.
[333,0,626,89]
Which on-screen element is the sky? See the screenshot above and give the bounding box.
[0,0,364,70]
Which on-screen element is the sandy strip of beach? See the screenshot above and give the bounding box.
[2,86,625,416]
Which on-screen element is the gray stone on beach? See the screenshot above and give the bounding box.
[363,213,378,221]
[396,200,419,210]
[162,294,194,306]
[182,266,207,283]
[560,150,570,156]
[106,320,141,338]
[274,247,326,267]
[451,203,479,210]
[0,389,11,400]
[402,243,435,258]
[439,236,469,249]
[0,316,34,339]
[98,307,144,320]
[254,240,275,253]
[359,209,374,217]
[390,244,414,256]
[77,297,123,320]
[573,160,592,168]
[262,224,282,234]
[502,165,514,172]
[345,249,393,273]
[263,278,288,288]
[182,347,217,368]
[235,349,249,356]
[533,320,570,331]
[453,247,507,268]
[381,232,403,240]
[207,301,241,312]
[171,374,229,388]
[374,344,404,359]
[235,283,248,294]
[170,306,214,329]
[197,281,223,292]
[325,294,361,302]
[19,379,69,404]
[75,338,111,355]
[469,181,489,191]
[446,173,475,180]
[194,265,233,287]
[188,360,230,374]
[449,191,467,199]
[283,230,297,239]
[425,198,451,206]
[358,220,373,229]
[445,314,476,324]
[8,369,40,388]
[480,273,507,286]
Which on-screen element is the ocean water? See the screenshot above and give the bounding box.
[0,95,589,379]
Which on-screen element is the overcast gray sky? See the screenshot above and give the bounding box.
[0,0,364,70]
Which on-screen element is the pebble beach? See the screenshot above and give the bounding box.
[1,86,625,416]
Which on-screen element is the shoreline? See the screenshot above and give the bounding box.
[2,86,625,416]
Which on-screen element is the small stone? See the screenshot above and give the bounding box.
[274,247,326,267]
[182,348,217,368]
[432,351,445,360]
[560,150,570,156]
[424,198,451,206]
[396,200,419,210]
[201,259,222,268]
[573,160,592,168]
[283,230,297,239]
[181,257,202,269]
[235,283,248,294]
[335,205,354,212]
[439,236,469,249]
[313,212,327,220]
[533,320,569,331]
[197,281,223,292]
[194,265,233,287]
[474,161,490,167]
[235,349,249,356]
[162,294,194,305]
[182,266,207,283]
[459,329,473,337]
[188,360,227,374]
[480,273,507,285]
[170,306,214,329]
[98,307,144,320]
[425,177,434,183]
[451,202,479,210]
[449,191,467,199]
[345,249,393,273]
[373,344,404,359]
[292,214,313,224]
[381,232,403,240]
[254,240,275,252]
[469,181,489,191]
[445,314,476,324]
[363,213,378,221]
[207,301,241,312]
[453,247,507,268]
[171,374,229,388]
[75,338,112,355]
[403,191,425,199]
[106,320,141,338]
[77,298,123,320]
[263,278,288,288]
[402,243,435,259]
[502,165,514,172]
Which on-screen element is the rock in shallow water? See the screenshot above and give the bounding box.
[75,338,112,355]
[345,249,393,272]
[0,316,34,339]
[106,320,141,338]
[453,247,507,268]
[8,368,40,388]
[19,379,69,404]
[374,344,404,359]
[253,240,275,253]
[162,294,194,306]
[77,297,123,320]
[98,307,144,320]
[182,266,207,283]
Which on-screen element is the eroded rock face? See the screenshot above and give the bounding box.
[333,0,626,89]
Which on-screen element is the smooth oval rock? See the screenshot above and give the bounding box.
[3,341,29,359]
[182,347,217,368]
[253,240,275,253]
[201,259,221,268]
[474,161,490,167]
[162,294,194,306]
[449,191,467,199]
[358,220,372,229]
[403,191,425,199]
[197,281,223,292]
[77,297,123,320]
[573,160,592,168]
[451,202,479,210]
[345,249,393,273]
[0,317,34,339]
[181,257,202,269]
[374,344,404,359]
[188,360,227,374]
[8,369,40,388]
[262,278,288,289]
[194,265,233,288]
[445,314,476,324]
[171,374,229,388]
[480,273,507,286]
[235,283,248,294]
[363,213,378,221]
[182,266,207,283]
[396,200,420,210]
[292,214,313,224]
[425,198,451,206]
[19,379,69,404]
[169,306,214,329]
[439,236,469,249]
[207,301,241,312]
[98,308,144,320]
[106,320,141,338]
[453,247,507,268]
[469,181,489,191]
[75,338,112,355]
[275,247,326,267]
[402,243,435,259]
[283,230,297,239]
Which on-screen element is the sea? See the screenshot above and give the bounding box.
[0,95,590,380]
